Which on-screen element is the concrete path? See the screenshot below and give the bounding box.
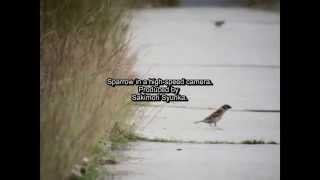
[106,6,280,180]
[106,142,279,180]
[131,7,280,143]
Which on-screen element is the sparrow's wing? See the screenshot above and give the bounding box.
[208,108,224,119]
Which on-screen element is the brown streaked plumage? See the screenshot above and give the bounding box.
[194,104,232,127]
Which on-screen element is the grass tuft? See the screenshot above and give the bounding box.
[130,135,279,145]
[240,139,265,144]
[40,1,138,180]
[135,0,180,8]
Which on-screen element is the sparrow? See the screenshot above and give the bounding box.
[194,104,232,127]
[214,20,225,27]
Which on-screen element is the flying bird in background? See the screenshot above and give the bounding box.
[194,104,232,127]
[213,20,225,27]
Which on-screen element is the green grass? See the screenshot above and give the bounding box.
[79,138,117,180]
[135,0,180,8]
[241,140,265,144]
[247,0,280,12]
[79,128,140,180]
[79,165,99,180]
[129,135,279,145]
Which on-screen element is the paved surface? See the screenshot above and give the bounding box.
[131,7,280,142]
[105,142,280,180]
[105,6,280,180]
[137,107,279,142]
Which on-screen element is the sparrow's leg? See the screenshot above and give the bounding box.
[214,122,216,127]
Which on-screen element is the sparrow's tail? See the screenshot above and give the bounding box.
[194,120,202,124]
